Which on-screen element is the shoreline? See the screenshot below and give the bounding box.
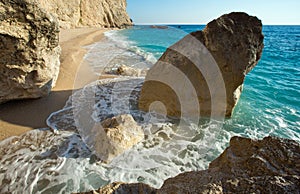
[0,28,108,141]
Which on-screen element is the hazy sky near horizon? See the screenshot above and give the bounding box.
[127,0,300,25]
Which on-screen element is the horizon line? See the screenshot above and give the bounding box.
[133,23,300,26]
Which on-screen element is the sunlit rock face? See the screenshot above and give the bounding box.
[139,12,264,118]
[0,0,61,104]
[93,114,144,163]
[37,0,133,29]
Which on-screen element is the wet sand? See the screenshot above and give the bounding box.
[0,28,107,141]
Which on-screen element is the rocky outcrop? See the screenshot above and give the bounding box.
[82,136,300,193]
[0,0,61,104]
[158,136,300,193]
[93,114,144,163]
[37,0,133,29]
[0,0,132,104]
[90,182,156,194]
[139,12,264,118]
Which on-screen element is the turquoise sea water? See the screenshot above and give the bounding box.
[229,25,300,139]
[111,25,300,140]
[0,25,299,193]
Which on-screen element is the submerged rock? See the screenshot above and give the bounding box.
[0,0,61,104]
[93,114,144,163]
[139,12,264,118]
[107,64,146,77]
[150,25,168,29]
[82,136,300,193]
[37,0,133,28]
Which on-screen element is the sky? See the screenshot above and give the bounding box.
[126,0,300,25]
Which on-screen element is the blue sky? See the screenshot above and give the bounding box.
[127,0,300,25]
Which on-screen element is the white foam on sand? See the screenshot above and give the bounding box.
[0,77,233,193]
[83,30,157,76]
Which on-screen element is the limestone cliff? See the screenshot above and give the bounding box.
[37,0,133,29]
[0,0,61,103]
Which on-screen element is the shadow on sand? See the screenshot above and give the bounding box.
[0,90,74,131]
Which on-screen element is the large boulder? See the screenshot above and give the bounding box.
[0,0,61,104]
[139,12,264,118]
[37,0,133,29]
[82,136,300,193]
[92,114,144,163]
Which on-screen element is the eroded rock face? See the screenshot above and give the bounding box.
[139,12,264,118]
[82,136,300,194]
[92,182,156,194]
[0,0,61,104]
[159,136,300,193]
[38,0,133,29]
[93,114,144,163]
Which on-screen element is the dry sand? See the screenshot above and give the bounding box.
[0,28,107,141]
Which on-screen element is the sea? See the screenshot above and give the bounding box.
[0,25,299,193]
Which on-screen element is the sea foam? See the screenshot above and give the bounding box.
[1,78,232,193]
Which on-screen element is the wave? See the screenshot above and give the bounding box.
[1,78,233,193]
[82,30,158,77]
[104,30,158,67]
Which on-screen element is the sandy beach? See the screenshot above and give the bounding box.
[0,28,107,141]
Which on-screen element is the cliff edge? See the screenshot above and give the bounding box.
[38,0,133,29]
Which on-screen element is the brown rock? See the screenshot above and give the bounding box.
[84,182,156,194]
[93,114,144,163]
[107,64,145,77]
[150,25,168,29]
[159,136,300,193]
[0,0,61,104]
[139,12,264,118]
[37,0,133,29]
[83,136,300,193]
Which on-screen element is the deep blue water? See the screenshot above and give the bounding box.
[111,25,300,141]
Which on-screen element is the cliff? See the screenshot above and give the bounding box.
[37,0,133,29]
